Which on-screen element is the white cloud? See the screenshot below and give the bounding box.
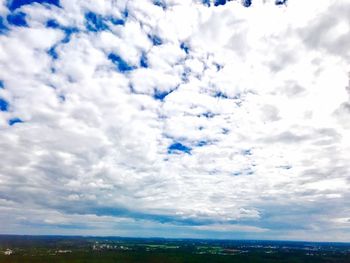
[0,0,350,241]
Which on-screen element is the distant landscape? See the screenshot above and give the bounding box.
[1,235,350,263]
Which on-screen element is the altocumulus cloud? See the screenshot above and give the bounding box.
[0,0,350,241]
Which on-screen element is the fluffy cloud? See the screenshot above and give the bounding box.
[0,0,349,241]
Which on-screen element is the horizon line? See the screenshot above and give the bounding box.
[0,234,349,244]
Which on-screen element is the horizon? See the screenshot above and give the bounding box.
[1,234,350,245]
[0,0,350,243]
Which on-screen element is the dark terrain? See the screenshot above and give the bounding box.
[1,235,350,262]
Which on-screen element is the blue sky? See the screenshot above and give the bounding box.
[0,0,350,242]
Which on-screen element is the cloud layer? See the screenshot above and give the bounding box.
[0,0,350,241]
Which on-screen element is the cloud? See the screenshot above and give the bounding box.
[0,0,349,241]
[193,223,268,233]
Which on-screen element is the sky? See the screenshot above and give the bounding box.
[0,0,350,242]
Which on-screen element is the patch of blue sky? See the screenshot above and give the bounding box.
[242,0,252,7]
[202,0,211,7]
[93,206,155,223]
[0,17,8,34]
[214,91,228,99]
[8,118,23,126]
[7,0,60,11]
[205,0,253,8]
[148,34,162,46]
[88,206,130,218]
[61,27,79,43]
[140,52,148,68]
[153,0,166,9]
[266,221,310,231]
[122,9,129,19]
[214,0,227,7]
[153,88,175,101]
[85,12,109,32]
[108,53,135,73]
[47,46,58,59]
[53,224,90,230]
[214,63,223,71]
[85,12,125,32]
[45,20,79,59]
[27,221,90,230]
[109,17,125,26]
[93,206,213,226]
[46,19,79,44]
[196,140,208,147]
[7,12,27,27]
[45,19,59,28]
[200,112,216,118]
[0,98,9,111]
[180,42,189,54]
[168,142,192,155]
[275,0,287,5]
[0,80,4,89]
